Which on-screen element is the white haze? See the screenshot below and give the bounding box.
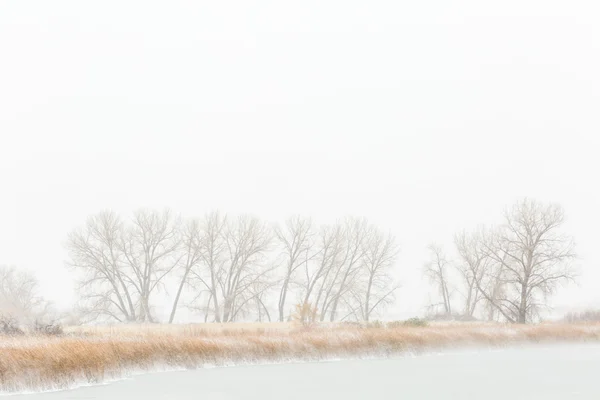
[1,0,600,319]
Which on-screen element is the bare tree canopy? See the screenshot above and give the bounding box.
[357,228,400,322]
[121,209,181,322]
[474,199,576,323]
[66,209,181,323]
[65,210,401,324]
[455,199,575,323]
[300,223,345,314]
[296,220,400,323]
[321,217,369,322]
[64,200,577,325]
[423,199,577,324]
[188,212,274,323]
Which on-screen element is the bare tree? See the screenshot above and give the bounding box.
[66,209,181,323]
[273,216,314,322]
[169,218,203,323]
[349,227,399,322]
[188,212,273,322]
[301,223,345,309]
[119,209,181,322]
[482,259,505,322]
[320,217,368,322]
[277,217,384,323]
[220,215,273,322]
[0,265,52,324]
[188,211,227,322]
[66,211,137,322]
[477,199,576,323]
[424,243,452,316]
[454,230,487,318]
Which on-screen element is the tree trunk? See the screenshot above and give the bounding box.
[212,289,221,323]
[364,275,373,322]
[168,268,191,323]
[278,277,290,322]
[518,282,528,324]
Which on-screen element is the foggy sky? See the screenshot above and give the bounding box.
[1,0,599,319]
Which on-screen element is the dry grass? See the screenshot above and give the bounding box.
[64,322,294,338]
[2,322,600,393]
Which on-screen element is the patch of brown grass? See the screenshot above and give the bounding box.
[2,322,600,393]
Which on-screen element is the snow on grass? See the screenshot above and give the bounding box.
[2,322,600,394]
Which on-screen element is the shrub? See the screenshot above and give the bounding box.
[291,303,318,328]
[367,320,384,329]
[388,317,428,328]
[340,321,364,328]
[0,315,25,336]
[425,312,478,322]
[564,310,600,323]
[33,320,64,336]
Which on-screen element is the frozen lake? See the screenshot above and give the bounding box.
[9,344,600,399]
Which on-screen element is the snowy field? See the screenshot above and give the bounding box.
[9,344,600,400]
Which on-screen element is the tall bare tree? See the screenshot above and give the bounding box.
[66,209,181,323]
[477,199,576,323]
[188,211,227,322]
[188,212,273,322]
[320,217,368,322]
[482,259,505,322]
[66,211,137,322]
[274,216,314,322]
[424,243,453,316]
[301,223,345,309]
[221,215,272,322]
[120,209,181,322]
[454,230,488,318]
[169,218,203,323]
[347,227,399,322]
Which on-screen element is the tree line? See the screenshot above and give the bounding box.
[424,199,576,324]
[65,211,399,324]
[2,198,576,326]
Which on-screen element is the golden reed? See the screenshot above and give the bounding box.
[1,323,599,393]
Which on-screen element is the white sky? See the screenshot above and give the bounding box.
[1,0,600,319]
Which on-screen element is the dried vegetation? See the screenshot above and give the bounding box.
[1,322,600,393]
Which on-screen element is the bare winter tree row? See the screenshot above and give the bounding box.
[424,199,576,323]
[65,211,399,324]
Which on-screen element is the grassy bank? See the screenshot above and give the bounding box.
[2,323,600,393]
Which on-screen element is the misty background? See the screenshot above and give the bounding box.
[1,0,600,321]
